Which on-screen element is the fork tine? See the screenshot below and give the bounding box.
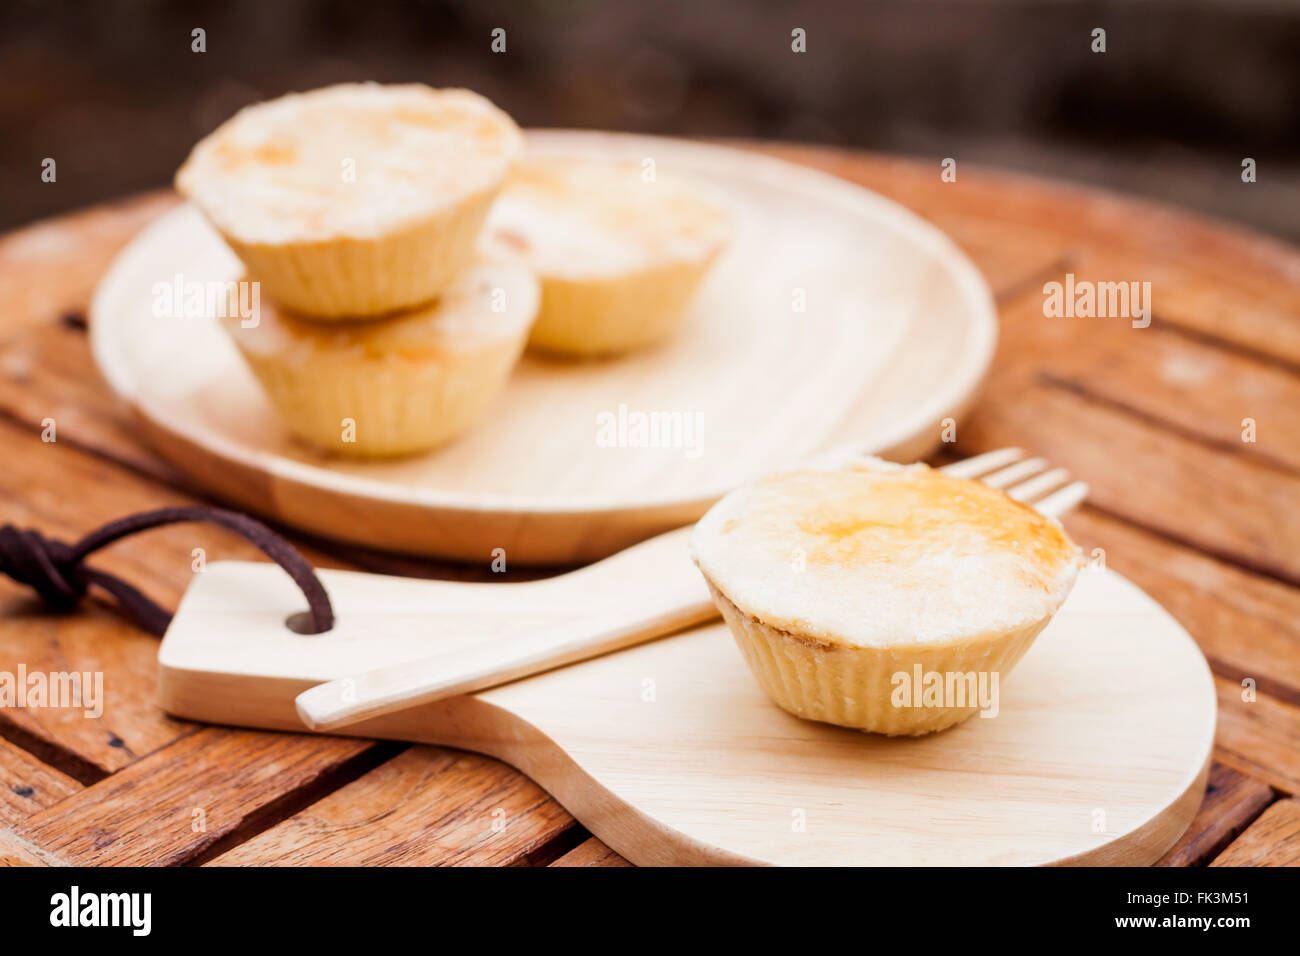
[1033,481,1089,519]
[1006,467,1071,503]
[982,457,1048,489]
[940,447,1023,479]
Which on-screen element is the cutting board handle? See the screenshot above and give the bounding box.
[295,525,717,730]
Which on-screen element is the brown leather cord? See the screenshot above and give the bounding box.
[0,506,333,637]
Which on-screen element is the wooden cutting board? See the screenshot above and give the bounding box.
[89,130,996,564]
[157,543,1216,866]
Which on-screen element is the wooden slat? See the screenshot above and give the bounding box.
[13,728,384,866]
[959,379,1300,586]
[767,145,1300,359]
[978,264,1300,474]
[550,837,632,867]
[1213,677,1300,797]
[0,594,186,780]
[208,746,575,866]
[1078,251,1300,369]
[0,830,54,867]
[1156,763,1275,867]
[777,147,1300,364]
[937,217,1071,304]
[0,738,80,826]
[756,146,1074,300]
[0,705,71,868]
[0,414,357,608]
[1210,798,1300,867]
[0,193,177,340]
[0,315,181,483]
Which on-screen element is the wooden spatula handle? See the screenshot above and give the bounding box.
[295,525,715,731]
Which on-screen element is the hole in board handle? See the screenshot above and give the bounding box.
[285,610,330,635]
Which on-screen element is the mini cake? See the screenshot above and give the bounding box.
[481,155,730,356]
[177,83,522,318]
[223,263,539,458]
[690,459,1082,735]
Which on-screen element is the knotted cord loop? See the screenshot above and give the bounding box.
[0,506,333,637]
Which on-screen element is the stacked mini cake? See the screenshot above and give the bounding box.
[177,83,730,458]
[176,83,537,458]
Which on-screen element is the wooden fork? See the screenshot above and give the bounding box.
[295,448,1087,731]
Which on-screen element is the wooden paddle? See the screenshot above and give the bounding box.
[295,448,1087,731]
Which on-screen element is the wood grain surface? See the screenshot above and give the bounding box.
[208,746,576,867]
[0,145,1296,865]
[1209,799,1300,867]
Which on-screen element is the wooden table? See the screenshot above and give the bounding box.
[1,146,1297,867]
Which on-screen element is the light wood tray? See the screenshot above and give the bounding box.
[158,550,1216,866]
[89,131,996,563]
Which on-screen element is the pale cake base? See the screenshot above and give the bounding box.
[527,252,721,357]
[704,579,1052,735]
[224,187,498,320]
[234,335,528,458]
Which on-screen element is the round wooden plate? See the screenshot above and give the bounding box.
[91,131,996,563]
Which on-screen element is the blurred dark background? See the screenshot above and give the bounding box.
[3,0,1298,239]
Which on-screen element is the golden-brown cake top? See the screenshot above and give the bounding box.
[481,155,730,277]
[177,83,522,244]
[691,459,1081,647]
